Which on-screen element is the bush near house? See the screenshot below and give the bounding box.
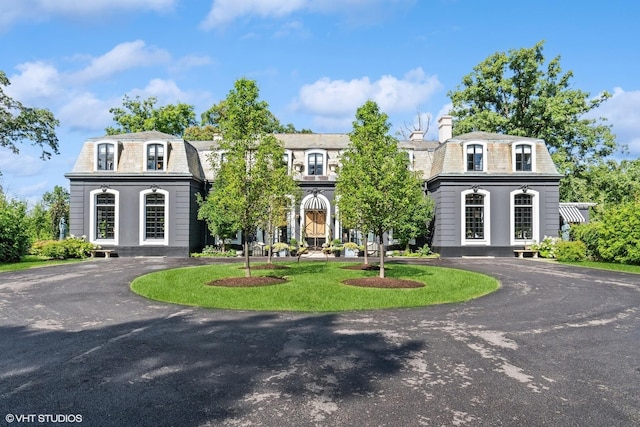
[30,237,96,260]
[570,222,602,260]
[0,197,30,262]
[554,241,586,262]
[530,236,559,259]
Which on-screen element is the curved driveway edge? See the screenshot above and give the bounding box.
[1,257,639,426]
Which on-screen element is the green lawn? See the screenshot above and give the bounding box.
[560,260,640,274]
[0,255,84,272]
[130,261,499,312]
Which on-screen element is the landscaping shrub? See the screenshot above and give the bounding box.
[571,222,602,260]
[555,241,586,262]
[191,245,237,257]
[31,237,95,259]
[597,200,640,265]
[530,236,559,259]
[0,197,30,262]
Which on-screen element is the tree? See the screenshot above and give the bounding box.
[42,185,70,239]
[336,100,428,278]
[198,78,297,277]
[106,95,197,136]
[447,41,618,199]
[0,193,30,262]
[0,70,59,166]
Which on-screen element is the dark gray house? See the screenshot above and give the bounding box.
[65,117,563,257]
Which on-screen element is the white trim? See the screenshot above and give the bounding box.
[460,189,491,246]
[511,142,536,172]
[305,149,327,176]
[94,140,118,172]
[139,189,169,246]
[283,149,293,174]
[402,148,414,171]
[299,193,332,241]
[143,140,168,171]
[462,141,487,172]
[510,189,540,246]
[89,188,119,245]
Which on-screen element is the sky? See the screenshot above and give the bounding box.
[1,0,639,204]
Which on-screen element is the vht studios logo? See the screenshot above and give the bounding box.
[5,413,83,423]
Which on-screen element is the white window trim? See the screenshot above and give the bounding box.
[510,189,539,246]
[139,189,169,246]
[89,188,119,245]
[305,149,327,176]
[462,141,487,173]
[512,142,536,172]
[143,140,168,171]
[283,149,293,174]
[460,189,491,246]
[94,141,118,172]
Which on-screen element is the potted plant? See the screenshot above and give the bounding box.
[343,241,360,258]
[330,239,343,257]
[273,242,289,257]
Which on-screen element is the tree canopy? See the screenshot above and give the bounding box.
[447,41,618,199]
[198,78,298,276]
[336,100,430,278]
[0,70,60,166]
[105,95,197,136]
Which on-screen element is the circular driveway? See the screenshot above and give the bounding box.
[1,257,639,426]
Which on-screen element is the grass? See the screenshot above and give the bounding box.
[130,261,499,312]
[559,260,640,274]
[0,255,85,272]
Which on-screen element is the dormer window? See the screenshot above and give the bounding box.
[514,143,534,171]
[308,152,324,175]
[96,142,115,171]
[145,142,166,171]
[466,144,484,171]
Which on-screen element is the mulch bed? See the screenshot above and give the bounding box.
[207,276,287,287]
[342,264,381,271]
[342,277,424,288]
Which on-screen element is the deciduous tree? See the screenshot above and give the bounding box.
[198,78,297,276]
[336,100,428,278]
[0,70,59,167]
[447,41,618,199]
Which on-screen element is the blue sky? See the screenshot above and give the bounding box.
[1,0,639,203]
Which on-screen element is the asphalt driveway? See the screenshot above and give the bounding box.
[0,257,639,426]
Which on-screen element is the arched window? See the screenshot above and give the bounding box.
[510,189,539,245]
[90,189,119,244]
[140,189,169,245]
[463,142,487,172]
[146,143,165,170]
[514,144,533,171]
[96,142,116,171]
[461,189,491,245]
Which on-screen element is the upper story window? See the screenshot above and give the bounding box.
[146,143,165,171]
[466,143,484,172]
[307,151,325,176]
[283,149,292,173]
[402,149,414,171]
[513,143,534,172]
[96,142,116,171]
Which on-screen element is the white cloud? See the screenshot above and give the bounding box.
[200,0,411,29]
[291,68,442,125]
[5,62,62,102]
[594,87,640,157]
[71,41,171,84]
[57,92,115,132]
[0,148,45,177]
[0,0,175,28]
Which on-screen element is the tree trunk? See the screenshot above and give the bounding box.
[363,234,369,265]
[378,233,385,278]
[243,231,251,277]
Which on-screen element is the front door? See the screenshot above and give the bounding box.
[305,210,326,248]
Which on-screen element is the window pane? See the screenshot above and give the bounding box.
[308,153,323,175]
[147,144,164,170]
[97,143,114,170]
[514,194,533,239]
[95,193,115,239]
[467,145,483,171]
[145,193,165,239]
[515,145,532,171]
[465,194,484,239]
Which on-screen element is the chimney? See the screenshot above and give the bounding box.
[409,130,424,141]
[438,115,452,143]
